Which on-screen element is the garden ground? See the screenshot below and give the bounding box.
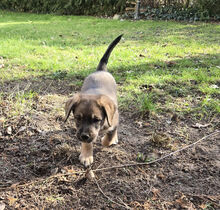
[0,11,219,209]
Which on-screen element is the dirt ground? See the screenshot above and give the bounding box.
[0,79,219,209]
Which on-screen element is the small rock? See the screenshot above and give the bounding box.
[51,167,59,175]
[18,126,26,133]
[113,14,120,20]
[210,84,219,89]
[86,169,95,181]
[0,202,5,210]
[6,126,12,135]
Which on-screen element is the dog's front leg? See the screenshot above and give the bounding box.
[79,142,93,167]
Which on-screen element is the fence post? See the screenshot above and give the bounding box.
[134,0,141,20]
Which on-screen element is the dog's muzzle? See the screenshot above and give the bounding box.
[78,133,93,143]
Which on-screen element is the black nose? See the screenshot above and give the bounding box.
[81,134,90,141]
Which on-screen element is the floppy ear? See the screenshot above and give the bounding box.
[98,95,116,127]
[64,94,80,122]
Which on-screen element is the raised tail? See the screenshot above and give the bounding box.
[96,34,123,71]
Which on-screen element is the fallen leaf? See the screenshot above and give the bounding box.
[143,201,151,209]
[157,173,165,180]
[8,197,17,206]
[199,203,208,209]
[175,193,195,209]
[10,183,18,188]
[0,117,5,126]
[151,188,160,201]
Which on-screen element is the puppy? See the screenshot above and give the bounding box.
[64,35,123,167]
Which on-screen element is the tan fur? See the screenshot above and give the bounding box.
[64,35,122,167]
[102,129,118,147]
[79,143,93,167]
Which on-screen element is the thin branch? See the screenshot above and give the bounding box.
[93,131,220,172]
[94,177,131,209]
[1,131,218,191]
[0,170,85,191]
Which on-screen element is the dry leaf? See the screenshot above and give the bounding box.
[8,197,17,206]
[0,117,5,125]
[151,188,160,201]
[199,203,208,209]
[10,183,18,188]
[175,193,195,209]
[143,201,151,209]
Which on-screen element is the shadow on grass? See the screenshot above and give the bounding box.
[0,53,219,97]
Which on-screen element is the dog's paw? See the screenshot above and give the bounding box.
[112,136,118,145]
[79,154,93,167]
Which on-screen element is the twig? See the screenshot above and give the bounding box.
[0,131,219,191]
[0,170,85,191]
[93,131,220,172]
[94,177,131,209]
[185,193,220,208]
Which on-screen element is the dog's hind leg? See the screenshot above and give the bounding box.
[102,128,118,147]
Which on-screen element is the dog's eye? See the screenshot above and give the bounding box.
[93,118,101,123]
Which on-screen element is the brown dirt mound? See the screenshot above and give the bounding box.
[0,79,219,209]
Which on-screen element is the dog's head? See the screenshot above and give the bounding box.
[64,94,116,143]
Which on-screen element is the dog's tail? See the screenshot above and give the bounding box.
[96,34,123,71]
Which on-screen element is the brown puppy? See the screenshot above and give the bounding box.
[64,35,122,167]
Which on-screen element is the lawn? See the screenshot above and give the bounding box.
[0,11,219,115]
[0,11,220,209]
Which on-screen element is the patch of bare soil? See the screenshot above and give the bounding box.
[0,79,219,209]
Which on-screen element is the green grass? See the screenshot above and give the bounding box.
[0,11,220,117]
